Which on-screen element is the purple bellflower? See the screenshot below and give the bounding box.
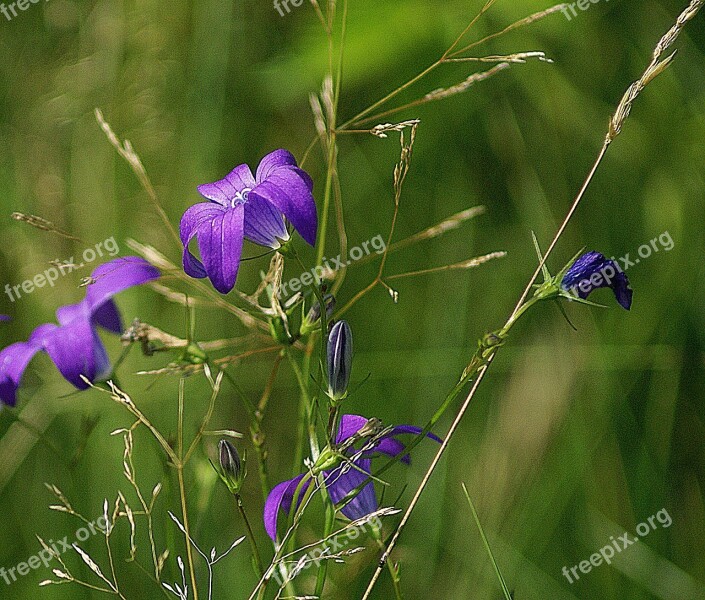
[0,257,160,407]
[561,251,632,310]
[263,414,441,541]
[180,149,317,294]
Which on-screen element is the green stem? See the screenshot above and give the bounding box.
[177,379,200,600]
[372,529,403,600]
[236,494,264,577]
[290,251,329,375]
[286,349,321,461]
[314,483,336,597]
[221,370,272,509]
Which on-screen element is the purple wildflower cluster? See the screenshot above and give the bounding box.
[0,146,636,573]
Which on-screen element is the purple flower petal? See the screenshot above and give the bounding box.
[56,300,89,327]
[264,474,310,541]
[256,149,298,182]
[336,414,368,444]
[197,164,256,205]
[56,299,122,341]
[373,437,409,463]
[91,300,123,334]
[196,205,245,294]
[336,415,441,465]
[84,257,161,315]
[0,315,10,322]
[378,425,442,464]
[561,251,633,310]
[250,168,317,246]
[326,458,378,521]
[0,341,42,406]
[32,321,111,390]
[336,413,408,462]
[290,166,314,192]
[388,425,443,444]
[243,192,289,247]
[611,273,633,310]
[180,202,227,278]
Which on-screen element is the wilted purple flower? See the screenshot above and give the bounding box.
[181,149,317,294]
[561,251,632,310]
[0,257,160,407]
[327,320,352,400]
[263,414,441,541]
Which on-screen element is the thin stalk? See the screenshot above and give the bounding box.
[251,354,284,503]
[236,494,265,576]
[286,349,321,461]
[462,484,513,600]
[314,485,336,597]
[220,369,274,513]
[177,379,199,600]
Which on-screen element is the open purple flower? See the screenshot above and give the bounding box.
[263,414,441,541]
[561,251,632,310]
[181,149,317,294]
[0,257,160,407]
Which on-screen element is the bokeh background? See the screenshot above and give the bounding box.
[1,0,704,598]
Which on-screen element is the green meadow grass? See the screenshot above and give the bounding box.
[0,1,704,598]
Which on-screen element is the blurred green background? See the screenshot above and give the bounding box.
[1,0,704,598]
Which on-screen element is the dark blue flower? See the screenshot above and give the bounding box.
[561,251,632,310]
[263,414,441,541]
[180,149,317,294]
[0,257,160,407]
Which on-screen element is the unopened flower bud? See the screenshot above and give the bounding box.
[327,320,353,401]
[305,294,336,326]
[217,440,245,495]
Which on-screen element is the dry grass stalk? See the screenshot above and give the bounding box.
[370,119,421,139]
[386,251,507,281]
[95,108,180,248]
[609,0,703,140]
[10,212,82,243]
[423,63,510,102]
[449,4,570,57]
[447,51,552,64]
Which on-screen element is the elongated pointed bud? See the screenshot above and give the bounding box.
[327,320,353,401]
[217,440,245,495]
